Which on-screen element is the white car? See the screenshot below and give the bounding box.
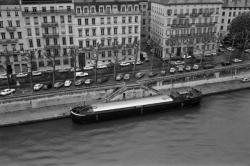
[231,58,243,63]
[84,78,94,85]
[174,60,185,66]
[227,47,235,52]
[0,88,15,96]
[120,61,130,67]
[241,77,250,82]
[97,64,107,69]
[244,49,250,53]
[84,65,94,70]
[33,83,43,91]
[16,73,28,78]
[132,61,143,65]
[64,80,72,87]
[32,71,42,76]
[192,64,199,70]
[0,73,7,79]
[169,67,176,74]
[76,72,88,77]
[71,67,81,72]
[182,54,192,59]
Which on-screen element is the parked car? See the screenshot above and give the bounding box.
[75,79,85,86]
[192,64,199,70]
[84,79,94,85]
[221,61,232,66]
[182,54,192,59]
[70,67,81,72]
[227,47,235,51]
[116,73,124,81]
[0,73,7,79]
[132,61,143,65]
[169,67,176,74]
[174,60,185,66]
[231,58,243,63]
[97,64,107,69]
[43,82,52,90]
[241,77,250,82]
[244,49,250,54]
[160,70,167,76]
[54,82,64,88]
[120,61,130,67]
[211,52,217,56]
[16,73,28,78]
[177,66,184,72]
[135,72,145,79]
[32,71,42,76]
[123,74,130,80]
[0,88,15,96]
[84,65,94,70]
[97,77,109,84]
[185,65,192,71]
[76,71,88,77]
[64,80,72,87]
[203,64,215,69]
[148,71,157,77]
[33,83,43,91]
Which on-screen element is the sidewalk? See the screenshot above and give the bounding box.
[1,79,250,127]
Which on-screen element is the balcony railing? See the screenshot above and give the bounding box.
[22,9,75,15]
[195,22,217,27]
[0,39,18,44]
[171,23,192,28]
[43,33,59,38]
[6,26,17,32]
[75,10,140,17]
[44,45,60,50]
[177,13,188,18]
[41,22,58,27]
[190,13,200,17]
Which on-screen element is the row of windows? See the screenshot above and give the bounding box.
[77,26,139,37]
[0,11,19,17]
[23,6,72,13]
[25,15,72,25]
[28,37,74,48]
[77,16,139,25]
[1,32,22,39]
[78,37,138,48]
[75,4,139,14]
[222,11,247,17]
[221,18,232,24]
[26,26,72,36]
[0,20,21,28]
[0,43,24,52]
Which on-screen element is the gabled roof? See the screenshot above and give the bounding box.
[0,0,20,5]
[151,0,224,5]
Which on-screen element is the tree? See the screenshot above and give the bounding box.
[228,12,250,50]
[132,40,140,75]
[112,42,122,80]
[23,49,35,89]
[0,50,12,88]
[44,49,56,86]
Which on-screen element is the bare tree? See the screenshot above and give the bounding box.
[132,40,140,75]
[23,49,35,89]
[0,50,12,88]
[44,49,56,85]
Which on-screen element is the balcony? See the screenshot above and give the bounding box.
[75,10,140,17]
[177,13,188,18]
[190,13,200,17]
[203,12,213,17]
[0,39,18,44]
[171,23,192,28]
[6,26,17,32]
[41,22,58,27]
[43,33,59,38]
[22,9,75,16]
[44,45,60,50]
[195,22,217,27]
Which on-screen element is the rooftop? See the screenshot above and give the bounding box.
[21,0,72,4]
[222,0,250,7]
[151,0,223,5]
[74,0,139,3]
[0,0,20,5]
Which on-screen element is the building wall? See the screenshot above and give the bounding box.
[151,2,222,60]
[139,0,151,43]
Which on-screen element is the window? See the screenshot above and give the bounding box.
[228,19,231,24]
[101,39,105,46]
[54,38,58,45]
[44,27,49,34]
[10,32,14,39]
[78,29,82,37]
[0,21,3,28]
[70,37,73,45]
[7,11,10,17]
[42,7,46,12]
[92,29,96,36]
[114,17,117,24]
[122,17,126,23]
[69,26,72,33]
[135,16,138,23]
[114,38,118,45]
[135,26,138,34]
[106,6,111,13]
[84,7,88,13]
[100,6,104,13]
[93,40,96,47]
[67,6,71,11]
[91,6,95,13]
[122,27,126,34]
[1,33,5,39]
[92,18,95,25]
[101,51,105,58]
[15,11,19,16]
[8,20,12,27]
[114,27,117,34]
[68,15,72,23]
[107,17,111,24]
[37,39,41,47]
[50,6,55,12]
[32,7,37,12]
[107,27,111,35]
[18,32,22,39]
[29,39,33,48]
[222,11,225,16]
[108,39,111,46]
[43,17,47,23]
[85,18,88,25]
[122,38,126,44]
[101,18,104,24]
[25,17,30,25]
[46,39,49,45]
[24,7,29,12]
[85,29,89,36]
[62,37,66,45]
[35,28,40,36]
[122,6,126,12]
[60,16,64,23]
[77,8,81,13]
[78,19,81,25]
[27,28,32,36]
[51,16,55,23]
[108,51,111,57]
[79,41,83,48]
[129,27,132,34]
[86,40,89,47]
[101,28,104,35]
[129,16,132,23]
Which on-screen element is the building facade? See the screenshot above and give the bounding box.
[0,0,26,74]
[20,0,75,72]
[150,0,223,60]
[220,0,250,36]
[139,0,151,43]
[74,0,141,68]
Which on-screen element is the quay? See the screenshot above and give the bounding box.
[1,72,250,127]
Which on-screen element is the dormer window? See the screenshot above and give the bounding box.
[77,8,81,13]
[50,6,55,12]
[24,7,29,12]
[33,7,37,12]
[42,7,46,12]
[84,7,88,13]
[100,6,104,13]
[113,5,117,12]
[134,5,138,12]
[91,6,95,13]
[67,6,71,11]
[106,6,111,13]
[121,6,126,12]
[128,5,132,12]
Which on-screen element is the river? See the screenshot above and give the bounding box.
[0,90,250,166]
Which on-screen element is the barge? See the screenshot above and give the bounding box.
[71,85,202,123]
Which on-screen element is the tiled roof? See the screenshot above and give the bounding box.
[151,0,223,5]
[21,0,72,4]
[0,0,20,5]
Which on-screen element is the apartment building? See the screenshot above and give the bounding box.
[74,0,141,67]
[0,0,26,74]
[139,0,151,42]
[220,0,250,36]
[151,0,223,60]
[20,0,75,72]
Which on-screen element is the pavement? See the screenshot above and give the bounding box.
[1,78,250,127]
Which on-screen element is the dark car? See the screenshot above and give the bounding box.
[221,61,231,66]
[148,71,157,77]
[54,82,64,88]
[75,79,85,86]
[43,82,52,90]
[97,77,109,84]
[203,64,215,69]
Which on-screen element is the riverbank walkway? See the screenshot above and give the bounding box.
[1,79,250,127]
